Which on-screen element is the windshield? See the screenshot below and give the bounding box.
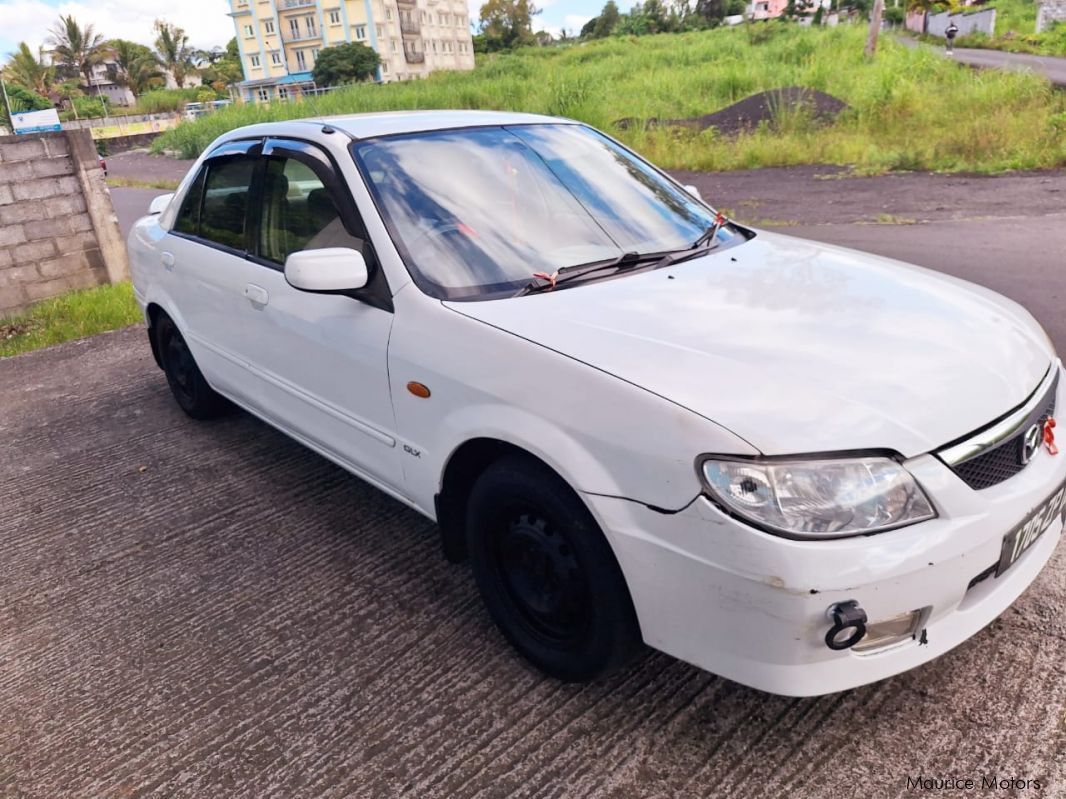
[352,124,741,300]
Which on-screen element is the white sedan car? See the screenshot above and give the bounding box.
[128,111,1064,696]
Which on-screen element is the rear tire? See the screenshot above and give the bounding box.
[465,454,643,682]
[156,313,228,419]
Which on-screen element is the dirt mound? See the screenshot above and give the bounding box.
[616,87,848,135]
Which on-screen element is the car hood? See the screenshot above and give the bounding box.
[444,231,1054,457]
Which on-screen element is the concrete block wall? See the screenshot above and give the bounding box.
[1037,0,1066,32]
[0,130,129,317]
[925,7,997,37]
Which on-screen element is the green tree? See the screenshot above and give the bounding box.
[590,1,621,37]
[478,0,540,51]
[198,38,243,91]
[154,19,196,88]
[696,0,727,24]
[47,15,109,95]
[3,43,55,97]
[311,42,381,85]
[1,83,53,131]
[108,39,163,98]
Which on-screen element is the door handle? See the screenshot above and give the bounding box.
[161,251,175,271]
[243,284,269,307]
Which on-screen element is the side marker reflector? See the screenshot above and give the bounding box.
[407,381,431,398]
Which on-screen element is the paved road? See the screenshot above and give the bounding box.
[4,187,1066,797]
[948,47,1066,86]
[897,35,1066,86]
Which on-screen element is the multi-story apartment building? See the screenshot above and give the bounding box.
[228,0,476,102]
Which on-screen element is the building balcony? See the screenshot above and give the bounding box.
[279,0,316,9]
[404,49,425,63]
[400,19,421,33]
[281,28,322,42]
[396,0,416,6]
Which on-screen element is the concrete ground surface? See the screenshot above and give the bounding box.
[4,166,1066,798]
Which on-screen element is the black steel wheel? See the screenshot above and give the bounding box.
[156,313,228,419]
[466,454,642,682]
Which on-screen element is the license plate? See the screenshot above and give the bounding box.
[997,480,1066,577]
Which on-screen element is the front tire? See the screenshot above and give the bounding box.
[466,454,643,682]
[156,313,228,419]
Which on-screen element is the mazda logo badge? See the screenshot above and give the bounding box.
[1020,423,1043,465]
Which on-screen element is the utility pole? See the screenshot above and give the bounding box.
[865,0,885,56]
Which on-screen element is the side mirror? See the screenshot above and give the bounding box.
[683,184,702,201]
[148,193,174,215]
[285,247,369,293]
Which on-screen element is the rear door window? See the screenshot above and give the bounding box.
[199,157,256,251]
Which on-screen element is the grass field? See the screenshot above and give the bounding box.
[0,283,141,358]
[154,24,1066,174]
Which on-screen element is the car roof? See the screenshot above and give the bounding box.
[226,110,574,143]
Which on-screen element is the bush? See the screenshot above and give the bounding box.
[135,87,203,114]
[71,95,111,119]
[0,84,52,130]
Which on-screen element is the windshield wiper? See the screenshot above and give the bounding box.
[515,250,666,296]
[515,213,733,297]
[689,211,728,251]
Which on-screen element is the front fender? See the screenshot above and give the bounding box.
[388,290,758,517]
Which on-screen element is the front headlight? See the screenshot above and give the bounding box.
[699,456,936,539]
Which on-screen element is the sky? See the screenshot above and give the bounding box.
[0,0,602,58]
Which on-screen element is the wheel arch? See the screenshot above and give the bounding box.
[145,302,166,370]
[435,437,581,564]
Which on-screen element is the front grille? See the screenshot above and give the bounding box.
[948,378,1057,490]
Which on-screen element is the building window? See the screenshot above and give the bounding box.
[376,24,383,38]
[250,54,261,67]
[243,24,254,36]
[295,49,307,69]
[431,40,437,52]
[311,47,320,63]
[381,62,388,72]
[421,11,426,21]
[354,24,366,39]
[271,51,281,64]
[329,10,341,24]
[385,7,392,19]
[257,87,270,102]
[264,19,275,33]
[304,16,317,36]
[278,87,289,100]
[391,39,397,52]
[289,17,300,36]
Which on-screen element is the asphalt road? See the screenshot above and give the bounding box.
[8,178,1057,798]
[895,34,1066,86]
[946,47,1066,86]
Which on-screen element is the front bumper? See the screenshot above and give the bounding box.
[585,376,1066,697]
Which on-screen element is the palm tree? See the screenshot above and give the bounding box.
[3,43,55,97]
[47,15,109,95]
[109,39,164,98]
[154,20,196,88]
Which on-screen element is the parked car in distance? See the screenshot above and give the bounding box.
[128,111,1064,696]
[183,99,234,122]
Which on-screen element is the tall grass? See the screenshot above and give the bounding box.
[154,24,1066,173]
